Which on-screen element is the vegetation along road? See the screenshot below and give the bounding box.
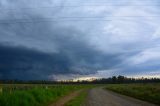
[49,85,159,106]
[0,84,160,106]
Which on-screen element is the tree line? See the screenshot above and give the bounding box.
[0,75,160,84]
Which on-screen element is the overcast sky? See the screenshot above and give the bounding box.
[0,0,160,80]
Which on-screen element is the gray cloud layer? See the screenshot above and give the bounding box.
[0,0,160,80]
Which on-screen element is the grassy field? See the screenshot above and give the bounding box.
[106,83,160,105]
[1,83,160,106]
[65,89,88,106]
[0,84,88,106]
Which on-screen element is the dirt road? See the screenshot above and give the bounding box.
[49,90,82,106]
[84,87,157,106]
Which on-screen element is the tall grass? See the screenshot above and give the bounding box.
[0,85,84,106]
[106,83,160,105]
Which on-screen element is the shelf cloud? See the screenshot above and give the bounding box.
[0,0,160,80]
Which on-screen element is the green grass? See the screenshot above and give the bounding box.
[0,85,88,106]
[106,83,160,105]
[65,89,88,106]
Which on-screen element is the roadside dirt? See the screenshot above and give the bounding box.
[84,87,157,106]
[49,90,82,106]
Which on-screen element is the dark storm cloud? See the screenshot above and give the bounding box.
[0,0,124,80]
[0,44,72,80]
[0,0,160,80]
[0,43,123,80]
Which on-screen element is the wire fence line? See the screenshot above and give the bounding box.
[0,4,160,11]
[0,0,159,24]
[0,17,159,24]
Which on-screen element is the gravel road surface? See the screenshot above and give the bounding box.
[84,87,157,106]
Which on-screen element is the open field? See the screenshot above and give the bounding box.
[106,83,160,105]
[0,84,92,106]
[0,84,160,106]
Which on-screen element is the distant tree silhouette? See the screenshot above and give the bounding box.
[0,75,160,84]
[112,76,117,83]
[117,75,125,83]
